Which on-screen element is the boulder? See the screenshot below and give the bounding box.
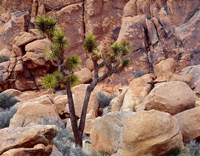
[181,65,200,96]
[1,88,22,96]
[14,32,36,47]
[120,74,153,111]
[25,38,50,53]
[116,110,183,156]
[9,95,60,127]
[0,125,57,155]
[53,95,68,115]
[175,107,200,143]
[90,111,134,154]
[0,11,30,47]
[142,81,198,115]
[118,15,146,52]
[154,58,192,84]
[65,84,99,117]
[111,88,128,112]
[85,59,94,71]
[75,68,92,84]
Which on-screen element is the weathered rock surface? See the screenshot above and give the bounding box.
[9,95,60,127]
[115,110,183,156]
[175,107,200,143]
[154,58,192,84]
[75,67,92,84]
[65,84,99,117]
[120,74,154,111]
[90,111,134,154]
[142,81,198,115]
[181,65,200,96]
[118,0,200,72]
[0,125,57,156]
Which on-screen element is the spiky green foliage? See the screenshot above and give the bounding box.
[0,55,10,63]
[84,34,97,53]
[111,42,122,57]
[66,74,79,87]
[53,26,68,46]
[111,41,130,58]
[35,15,56,35]
[122,59,130,67]
[53,71,64,83]
[0,93,19,109]
[41,74,59,89]
[65,55,81,70]
[120,40,130,56]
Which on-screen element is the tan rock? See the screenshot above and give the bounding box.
[175,107,200,143]
[1,89,22,97]
[0,125,57,155]
[14,32,36,47]
[65,84,99,117]
[143,81,198,115]
[154,58,175,82]
[118,15,146,51]
[116,110,183,156]
[9,95,60,127]
[111,88,128,112]
[85,59,94,71]
[75,68,92,84]
[53,95,68,115]
[0,48,12,57]
[90,111,134,154]
[15,79,37,91]
[181,65,200,96]
[25,38,51,53]
[0,11,30,46]
[195,99,200,107]
[121,74,153,111]
[84,109,96,134]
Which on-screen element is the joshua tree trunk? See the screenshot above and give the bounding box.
[65,83,82,147]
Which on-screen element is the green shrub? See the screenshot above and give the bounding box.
[0,55,10,63]
[133,70,146,78]
[0,93,19,109]
[97,91,115,108]
[0,107,17,128]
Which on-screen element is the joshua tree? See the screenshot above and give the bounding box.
[35,15,130,147]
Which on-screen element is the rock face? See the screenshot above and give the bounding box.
[142,81,198,115]
[118,0,200,72]
[90,111,134,154]
[0,125,57,156]
[175,107,200,143]
[116,110,183,156]
[154,58,192,84]
[181,65,200,97]
[0,0,128,91]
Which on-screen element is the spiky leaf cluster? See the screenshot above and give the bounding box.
[45,26,68,60]
[84,34,97,53]
[41,74,59,89]
[111,41,130,58]
[65,55,81,70]
[35,15,56,35]
[65,74,79,87]
[41,71,65,89]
